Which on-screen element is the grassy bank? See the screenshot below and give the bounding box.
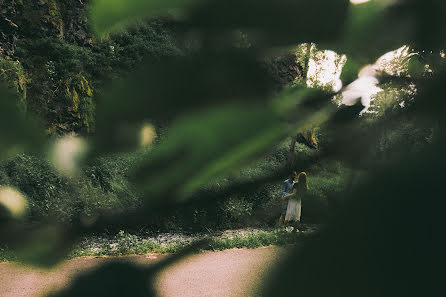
[69,226,319,257]
[0,225,319,261]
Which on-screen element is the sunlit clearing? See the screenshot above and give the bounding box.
[376,45,416,76]
[350,0,371,4]
[306,45,346,92]
[0,186,28,218]
[140,123,157,148]
[340,46,415,113]
[50,135,88,177]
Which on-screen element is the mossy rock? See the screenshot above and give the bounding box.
[64,74,95,133]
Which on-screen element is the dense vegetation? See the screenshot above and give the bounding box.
[1,0,322,230]
[1,0,445,296]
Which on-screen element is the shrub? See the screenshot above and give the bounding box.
[0,139,350,228]
[0,153,141,222]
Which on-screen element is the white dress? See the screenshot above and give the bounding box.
[285,197,301,222]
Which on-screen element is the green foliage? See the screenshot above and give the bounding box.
[208,230,304,250]
[0,57,27,105]
[0,88,44,161]
[2,0,446,295]
[15,38,95,133]
[90,0,349,47]
[91,0,199,36]
[0,153,140,222]
[375,120,433,161]
[64,228,313,258]
[62,74,95,133]
[14,19,183,134]
[131,104,285,200]
[220,197,253,224]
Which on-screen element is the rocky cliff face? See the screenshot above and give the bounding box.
[0,0,91,57]
[0,0,97,134]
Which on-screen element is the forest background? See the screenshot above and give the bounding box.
[0,0,350,229]
[0,0,445,296]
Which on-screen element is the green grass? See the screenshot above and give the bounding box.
[207,231,306,251]
[0,246,17,262]
[68,230,308,257]
[78,228,315,256]
[0,228,316,262]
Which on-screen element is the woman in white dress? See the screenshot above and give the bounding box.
[282,172,308,232]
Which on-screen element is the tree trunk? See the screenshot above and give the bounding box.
[287,135,297,169]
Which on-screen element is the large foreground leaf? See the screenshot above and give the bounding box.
[130,103,285,199]
[0,223,73,267]
[0,87,45,161]
[93,51,274,154]
[130,86,334,201]
[262,139,446,297]
[90,0,200,36]
[333,0,446,72]
[91,0,349,47]
[185,0,349,47]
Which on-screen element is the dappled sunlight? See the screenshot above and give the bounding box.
[306,46,346,92]
[375,46,416,76]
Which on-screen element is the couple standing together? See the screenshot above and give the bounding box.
[279,171,308,232]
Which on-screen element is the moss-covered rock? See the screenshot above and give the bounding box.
[64,74,95,133]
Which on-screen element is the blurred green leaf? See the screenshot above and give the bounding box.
[0,86,45,161]
[324,0,410,64]
[186,0,349,47]
[333,0,446,62]
[343,1,400,56]
[93,52,274,154]
[90,0,199,36]
[91,0,350,46]
[48,262,156,297]
[407,55,425,78]
[402,0,446,51]
[339,56,367,86]
[262,139,446,297]
[131,103,285,199]
[130,85,334,201]
[49,238,210,297]
[0,224,73,267]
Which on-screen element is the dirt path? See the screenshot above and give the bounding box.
[0,246,288,297]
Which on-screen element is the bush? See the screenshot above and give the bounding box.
[0,139,350,228]
[0,153,141,222]
[219,196,253,226]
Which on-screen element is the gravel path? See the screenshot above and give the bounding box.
[0,246,289,297]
